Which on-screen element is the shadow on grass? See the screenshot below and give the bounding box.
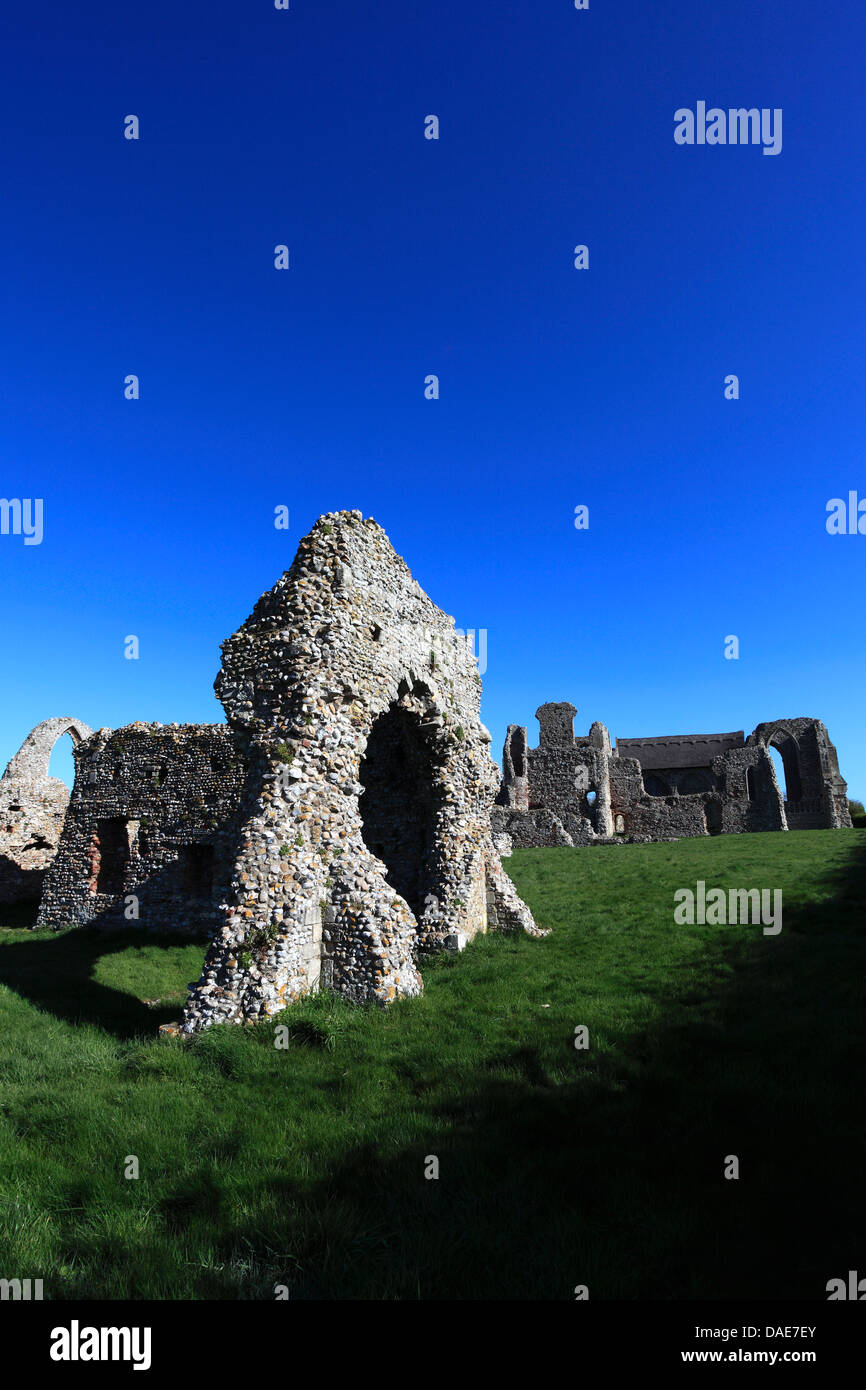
[0,927,205,1038]
[14,834,866,1299]
[0,897,40,928]
[212,835,866,1301]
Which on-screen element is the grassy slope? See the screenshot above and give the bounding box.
[0,829,863,1300]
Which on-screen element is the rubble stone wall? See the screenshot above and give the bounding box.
[175,511,541,1033]
[14,515,541,1032]
[0,717,93,905]
[37,724,247,932]
[497,702,850,847]
[749,718,852,830]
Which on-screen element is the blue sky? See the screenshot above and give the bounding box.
[1,0,864,800]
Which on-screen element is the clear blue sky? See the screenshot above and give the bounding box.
[1,1,864,801]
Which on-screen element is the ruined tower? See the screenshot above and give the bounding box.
[177,511,541,1032]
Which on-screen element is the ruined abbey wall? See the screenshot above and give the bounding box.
[749,718,851,830]
[494,702,851,847]
[0,717,93,905]
[24,513,540,1035]
[176,511,540,1033]
[37,724,247,932]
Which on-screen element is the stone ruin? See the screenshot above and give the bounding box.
[493,702,853,847]
[5,517,853,1033]
[0,717,93,905]
[24,512,542,1032]
[37,725,247,934]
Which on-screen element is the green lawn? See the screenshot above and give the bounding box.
[0,829,864,1300]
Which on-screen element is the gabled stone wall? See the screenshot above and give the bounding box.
[16,514,540,1031]
[177,511,542,1033]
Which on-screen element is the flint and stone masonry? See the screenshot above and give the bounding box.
[37,724,247,933]
[494,703,852,846]
[27,513,542,1032]
[178,511,542,1032]
[7,519,850,1032]
[0,717,93,905]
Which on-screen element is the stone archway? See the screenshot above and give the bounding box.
[767,730,803,805]
[358,701,443,920]
[0,716,94,905]
[2,717,94,788]
[749,718,852,830]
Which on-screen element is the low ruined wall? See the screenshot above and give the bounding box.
[0,779,70,905]
[37,723,247,933]
[499,702,849,845]
[491,806,576,848]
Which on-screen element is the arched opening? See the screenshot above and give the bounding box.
[47,730,78,788]
[358,703,441,920]
[704,801,723,836]
[586,789,597,806]
[3,717,92,790]
[768,734,802,805]
[768,746,785,798]
[93,817,130,895]
[507,727,527,779]
[179,844,214,898]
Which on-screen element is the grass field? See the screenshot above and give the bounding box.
[1,829,864,1300]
